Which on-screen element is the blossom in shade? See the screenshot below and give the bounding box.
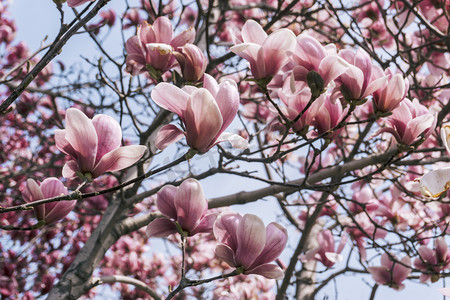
[125,17,195,76]
[152,74,249,153]
[146,178,217,237]
[420,123,450,198]
[303,230,347,268]
[55,108,147,179]
[22,178,75,225]
[368,253,411,290]
[173,44,207,82]
[414,237,450,283]
[377,98,436,146]
[213,212,287,279]
[230,19,296,81]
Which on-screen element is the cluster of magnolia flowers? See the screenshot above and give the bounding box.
[146,178,288,279]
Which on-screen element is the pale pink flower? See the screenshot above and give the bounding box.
[173,44,207,82]
[368,253,411,290]
[230,19,296,80]
[55,108,147,179]
[377,98,436,145]
[289,34,349,95]
[372,69,408,113]
[213,212,287,279]
[152,74,249,153]
[414,237,450,283]
[67,0,95,7]
[304,230,347,268]
[335,49,387,102]
[125,17,195,75]
[146,178,217,237]
[22,178,75,225]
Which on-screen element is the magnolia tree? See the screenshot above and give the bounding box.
[1,0,450,299]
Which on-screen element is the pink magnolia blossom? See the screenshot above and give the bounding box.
[372,70,408,113]
[67,0,95,7]
[22,178,76,225]
[311,94,348,139]
[230,19,296,80]
[377,98,436,146]
[289,34,349,96]
[334,49,387,102]
[146,178,217,237]
[173,44,207,82]
[152,74,249,153]
[303,230,347,268]
[213,212,287,279]
[55,108,147,179]
[414,237,450,282]
[420,123,450,198]
[368,253,411,290]
[125,17,195,75]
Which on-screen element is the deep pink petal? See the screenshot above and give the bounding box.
[170,27,195,49]
[64,108,98,173]
[368,266,389,285]
[155,124,185,150]
[155,185,178,219]
[246,263,284,279]
[152,17,173,44]
[151,83,190,119]
[174,178,207,232]
[146,218,178,238]
[91,145,146,178]
[92,114,122,164]
[235,214,266,268]
[23,179,45,220]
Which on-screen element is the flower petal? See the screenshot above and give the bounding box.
[250,222,287,268]
[241,20,267,45]
[174,178,207,232]
[213,212,242,251]
[155,124,185,150]
[235,214,266,268]
[190,212,217,236]
[62,160,80,179]
[214,132,249,149]
[146,218,178,238]
[151,83,190,118]
[215,243,237,268]
[91,145,146,178]
[92,114,122,164]
[156,185,178,219]
[55,129,77,158]
[64,108,98,173]
[420,167,450,198]
[246,263,284,279]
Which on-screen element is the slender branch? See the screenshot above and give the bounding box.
[91,275,162,300]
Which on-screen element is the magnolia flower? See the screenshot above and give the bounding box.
[377,98,436,146]
[311,94,348,139]
[335,49,387,102]
[55,108,147,179]
[173,44,207,82]
[146,178,217,237]
[304,230,347,268]
[372,69,408,113]
[125,17,195,76]
[414,237,450,283]
[368,253,411,290]
[22,178,76,225]
[213,212,287,279]
[151,74,249,153]
[289,34,349,96]
[420,123,450,198]
[230,20,296,81]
